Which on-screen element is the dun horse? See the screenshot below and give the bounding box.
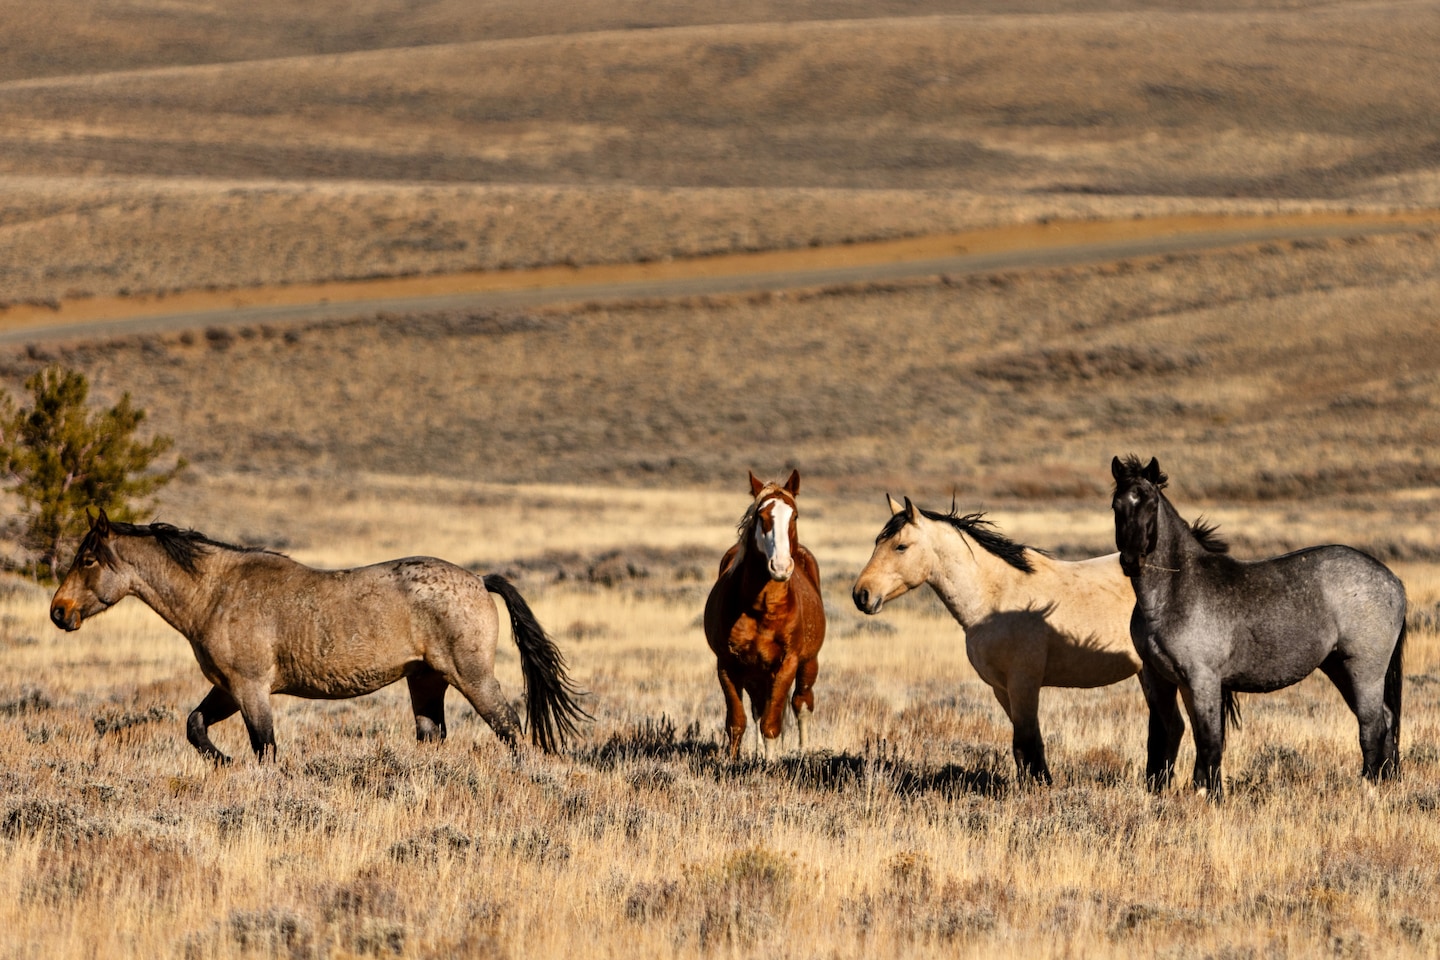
[852,495,1140,783]
[50,510,588,762]
[1111,455,1406,796]
[704,470,826,761]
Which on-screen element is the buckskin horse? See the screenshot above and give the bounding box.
[852,494,1140,784]
[1111,455,1405,796]
[704,470,826,761]
[50,509,589,762]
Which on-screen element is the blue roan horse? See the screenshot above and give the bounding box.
[1111,456,1406,796]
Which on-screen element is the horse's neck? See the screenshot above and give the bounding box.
[926,527,1020,628]
[1135,499,1194,609]
[116,537,228,637]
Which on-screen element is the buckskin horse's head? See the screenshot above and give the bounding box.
[747,469,800,582]
[1110,454,1166,578]
[50,509,126,631]
[852,494,933,614]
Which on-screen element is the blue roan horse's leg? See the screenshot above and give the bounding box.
[1139,664,1185,791]
[186,685,240,764]
[1318,651,1393,780]
[1180,676,1226,797]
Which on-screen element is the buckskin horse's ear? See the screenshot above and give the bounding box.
[748,471,765,497]
[903,497,919,524]
[1143,457,1163,484]
[887,493,904,516]
[782,469,799,496]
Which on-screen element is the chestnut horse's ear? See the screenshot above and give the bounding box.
[748,471,765,497]
[903,497,920,523]
[782,469,800,496]
[886,493,904,516]
[1143,457,1163,484]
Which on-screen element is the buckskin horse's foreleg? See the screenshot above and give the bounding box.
[186,686,240,764]
[406,669,450,743]
[998,671,1052,785]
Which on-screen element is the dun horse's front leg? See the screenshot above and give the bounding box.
[231,684,277,762]
[186,686,240,764]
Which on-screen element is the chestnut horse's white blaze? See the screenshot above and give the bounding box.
[754,498,796,581]
[852,495,1140,784]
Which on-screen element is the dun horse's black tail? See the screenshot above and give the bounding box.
[483,574,591,753]
[1385,619,1406,774]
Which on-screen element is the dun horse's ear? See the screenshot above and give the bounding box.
[94,507,111,537]
[748,471,765,497]
[1143,458,1162,484]
[886,493,904,516]
[903,497,919,523]
[783,469,800,496]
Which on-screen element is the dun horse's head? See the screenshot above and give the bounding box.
[852,494,932,614]
[747,469,800,582]
[1110,455,1166,577]
[50,509,125,631]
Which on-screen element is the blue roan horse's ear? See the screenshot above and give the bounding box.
[1143,458,1163,484]
[1111,456,1126,481]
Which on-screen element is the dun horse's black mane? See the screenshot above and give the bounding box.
[1112,455,1229,555]
[102,521,280,574]
[879,505,1037,574]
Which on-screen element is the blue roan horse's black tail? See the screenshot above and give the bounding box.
[1386,620,1406,770]
[483,574,592,753]
[1221,689,1242,736]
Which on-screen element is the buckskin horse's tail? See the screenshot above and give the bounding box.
[483,574,591,753]
[1385,618,1406,776]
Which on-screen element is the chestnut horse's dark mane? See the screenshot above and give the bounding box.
[879,505,1038,574]
[92,521,280,574]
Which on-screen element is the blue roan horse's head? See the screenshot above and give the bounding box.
[1111,455,1166,577]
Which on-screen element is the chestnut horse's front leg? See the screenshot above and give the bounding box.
[716,662,748,760]
[758,655,801,762]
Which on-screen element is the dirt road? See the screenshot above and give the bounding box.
[2,210,1435,345]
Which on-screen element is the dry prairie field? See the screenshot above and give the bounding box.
[4,1,1440,959]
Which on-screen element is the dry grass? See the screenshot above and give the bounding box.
[2,493,1440,959]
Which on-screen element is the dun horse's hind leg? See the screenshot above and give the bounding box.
[791,656,819,752]
[1139,664,1184,791]
[448,672,522,750]
[407,670,449,743]
[186,686,240,764]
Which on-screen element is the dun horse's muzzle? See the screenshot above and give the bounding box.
[50,602,81,631]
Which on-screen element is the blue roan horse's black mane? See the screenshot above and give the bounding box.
[879,506,1038,573]
[98,521,279,574]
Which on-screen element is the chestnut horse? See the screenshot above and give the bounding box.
[852,495,1140,783]
[704,470,826,760]
[50,510,589,762]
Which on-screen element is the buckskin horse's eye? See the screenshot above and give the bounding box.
[894,543,909,553]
